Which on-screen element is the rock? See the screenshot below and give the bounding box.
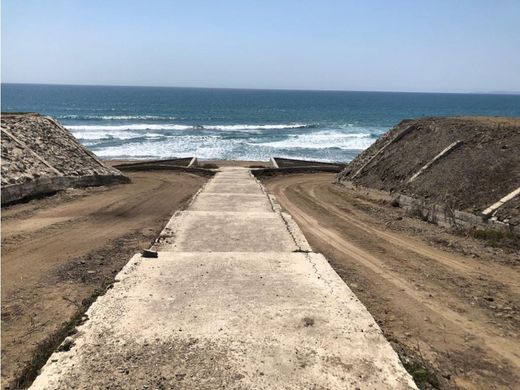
[57,337,75,352]
[142,249,158,258]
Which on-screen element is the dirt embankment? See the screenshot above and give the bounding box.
[263,173,519,389]
[1,113,128,205]
[1,170,206,389]
[337,117,520,227]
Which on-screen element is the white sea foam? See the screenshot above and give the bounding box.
[207,123,310,130]
[66,123,311,132]
[92,128,376,162]
[60,115,177,120]
[254,131,375,150]
[96,136,236,160]
[67,124,192,131]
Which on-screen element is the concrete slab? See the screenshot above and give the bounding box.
[204,181,264,194]
[30,166,417,389]
[155,211,300,252]
[190,193,273,212]
[211,170,253,180]
[31,252,416,389]
[214,170,252,177]
[209,177,256,184]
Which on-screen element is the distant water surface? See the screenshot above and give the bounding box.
[2,84,519,162]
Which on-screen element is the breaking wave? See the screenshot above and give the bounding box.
[253,131,375,150]
[58,115,177,120]
[66,123,313,132]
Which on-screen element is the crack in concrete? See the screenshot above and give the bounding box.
[304,252,335,296]
[278,211,306,251]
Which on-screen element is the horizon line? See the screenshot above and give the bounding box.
[2,81,520,96]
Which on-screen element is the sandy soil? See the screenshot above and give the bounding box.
[263,173,519,389]
[1,171,206,388]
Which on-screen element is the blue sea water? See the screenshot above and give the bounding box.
[2,83,520,162]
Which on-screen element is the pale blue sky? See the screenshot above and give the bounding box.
[2,0,519,93]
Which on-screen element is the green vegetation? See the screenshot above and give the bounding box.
[402,359,441,389]
[394,345,441,389]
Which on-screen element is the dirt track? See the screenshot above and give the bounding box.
[1,171,206,388]
[264,173,519,389]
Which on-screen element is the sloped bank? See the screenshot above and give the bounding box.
[336,117,520,234]
[1,113,129,205]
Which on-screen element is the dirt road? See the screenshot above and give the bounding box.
[263,173,519,389]
[29,167,416,389]
[1,171,206,389]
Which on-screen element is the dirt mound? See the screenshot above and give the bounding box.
[336,117,520,227]
[1,113,129,205]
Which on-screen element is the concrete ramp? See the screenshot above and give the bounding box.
[30,168,416,389]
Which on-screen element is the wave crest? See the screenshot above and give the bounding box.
[59,115,177,120]
[66,123,313,132]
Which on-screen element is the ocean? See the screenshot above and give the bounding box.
[2,83,520,162]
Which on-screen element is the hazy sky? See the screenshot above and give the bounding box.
[2,0,519,93]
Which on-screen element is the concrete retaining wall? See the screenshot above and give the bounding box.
[1,174,130,206]
[116,164,215,177]
[340,181,519,235]
[396,194,518,234]
[252,166,343,178]
[272,157,343,168]
[113,157,195,169]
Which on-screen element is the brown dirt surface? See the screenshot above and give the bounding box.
[1,171,206,389]
[336,117,520,225]
[263,173,519,389]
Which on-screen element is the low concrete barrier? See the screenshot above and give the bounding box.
[339,181,519,234]
[116,164,215,177]
[1,174,130,206]
[395,193,519,234]
[113,157,194,169]
[252,166,343,178]
[272,157,342,168]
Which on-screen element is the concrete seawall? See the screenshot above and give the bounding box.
[30,168,417,389]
